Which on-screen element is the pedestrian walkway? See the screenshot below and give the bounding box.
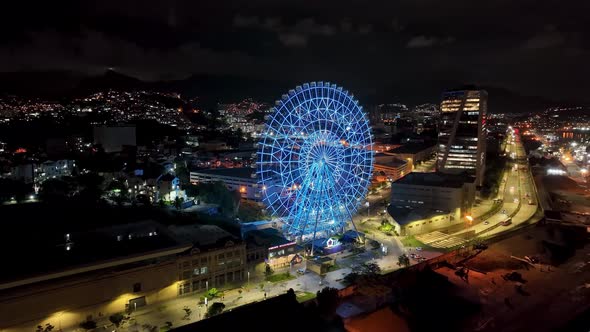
[415,231,448,243]
[64,265,349,332]
[415,231,468,249]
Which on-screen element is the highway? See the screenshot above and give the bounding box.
[417,129,539,248]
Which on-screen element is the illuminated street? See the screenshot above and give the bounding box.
[416,130,540,248]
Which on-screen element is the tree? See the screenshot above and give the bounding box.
[36,324,54,332]
[207,287,219,298]
[265,264,274,277]
[79,320,97,330]
[77,173,104,203]
[207,302,226,317]
[182,306,192,320]
[362,262,381,275]
[39,178,71,202]
[343,272,359,285]
[316,287,340,315]
[109,313,125,327]
[397,254,410,267]
[191,181,239,217]
[345,262,382,285]
[0,178,30,203]
[174,161,190,186]
[237,199,270,221]
[174,196,183,210]
[106,179,128,205]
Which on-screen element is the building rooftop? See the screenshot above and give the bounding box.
[393,171,473,188]
[190,167,255,179]
[387,206,448,225]
[374,154,408,167]
[159,173,177,182]
[389,142,435,154]
[0,219,189,290]
[169,224,238,250]
[244,228,293,248]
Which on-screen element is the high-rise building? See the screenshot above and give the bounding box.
[437,89,487,186]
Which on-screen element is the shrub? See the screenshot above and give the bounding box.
[109,313,125,327]
[79,320,97,330]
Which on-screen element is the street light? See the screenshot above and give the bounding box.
[247,271,250,284]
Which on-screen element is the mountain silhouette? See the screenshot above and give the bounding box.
[0,69,580,113]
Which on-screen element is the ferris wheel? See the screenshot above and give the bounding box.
[257,82,374,241]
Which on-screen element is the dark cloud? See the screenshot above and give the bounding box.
[233,15,260,28]
[407,36,454,48]
[521,26,565,49]
[0,30,257,81]
[278,33,308,47]
[0,0,589,102]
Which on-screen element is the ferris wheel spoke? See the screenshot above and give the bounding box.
[258,83,373,240]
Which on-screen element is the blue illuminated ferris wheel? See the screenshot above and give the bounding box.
[257,82,374,241]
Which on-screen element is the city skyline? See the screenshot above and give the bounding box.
[1,2,590,332]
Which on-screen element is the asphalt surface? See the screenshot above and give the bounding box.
[417,132,539,247]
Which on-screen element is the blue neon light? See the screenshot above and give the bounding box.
[257,82,374,240]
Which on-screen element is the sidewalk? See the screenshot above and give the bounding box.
[81,266,345,332]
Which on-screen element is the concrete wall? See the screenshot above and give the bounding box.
[396,212,464,236]
[0,261,178,332]
[391,184,463,211]
[391,181,475,219]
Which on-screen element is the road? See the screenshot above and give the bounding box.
[416,130,539,248]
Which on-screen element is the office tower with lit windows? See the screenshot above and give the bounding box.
[437,89,487,186]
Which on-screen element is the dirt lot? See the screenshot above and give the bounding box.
[435,224,590,332]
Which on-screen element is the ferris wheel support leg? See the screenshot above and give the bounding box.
[310,166,330,257]
[343,202,365,245]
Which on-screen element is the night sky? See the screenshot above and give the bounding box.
[1,1,589,101]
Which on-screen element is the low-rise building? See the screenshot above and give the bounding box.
[390,172,475,224]
[0,219,249,332]
[387,206,451,236]
[156,173,182,202]
[387,143,436,169]
[9,163,34,184]
[199,140,229,151]
[243,228,300,270]
[373,154,409,182]
[170,224,247,294]
[189,167,262,201]
[37,160,76,181]
[0,221,192,332]
[9,160,76,184]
